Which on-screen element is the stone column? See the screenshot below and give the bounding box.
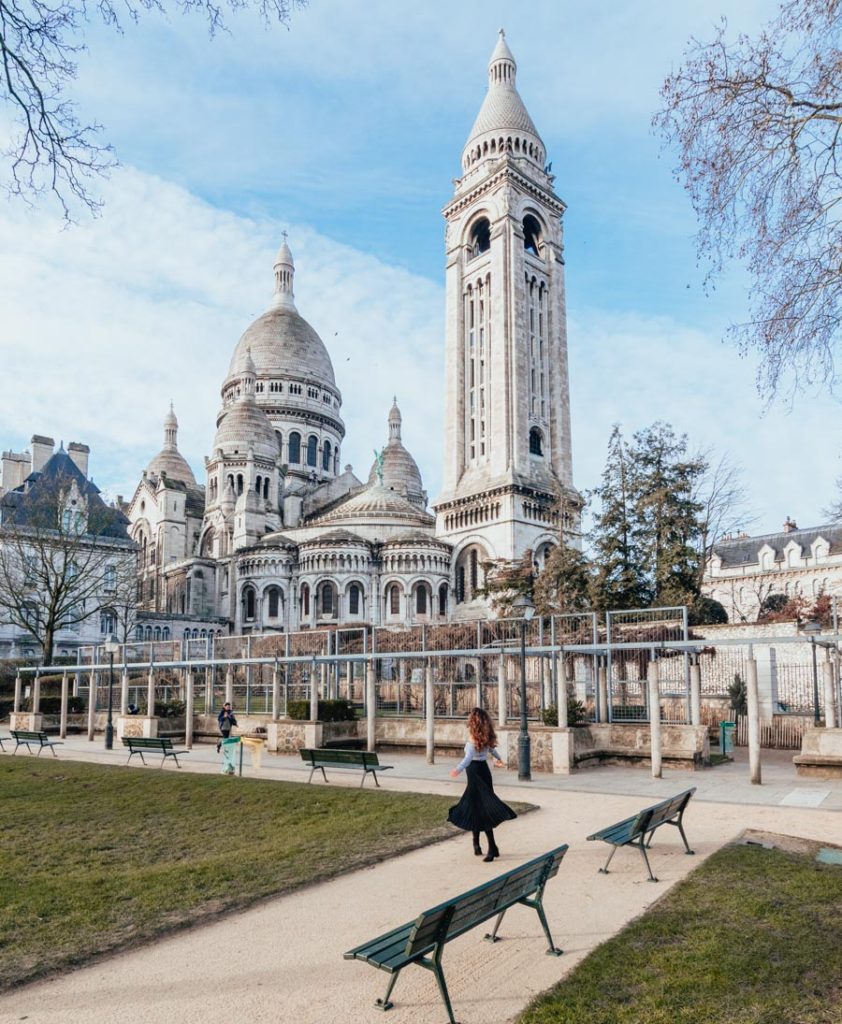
[746,655,762,785]
[32,672,41,714]
[598,661,609,724]
[60,671,69,739]
[87,652,97,742]
[647,659,662,779]
[272,661,280,722]
[310,658,319,722]
[320,662,328,703]
[185,670,194,749]
[14,673,22,713]
[556,654,568,728]
[497,654,506,727]
[425,661,435,765]
[225,666,234,706]
[120,666,130,717]
[366,661,376,752]
[689,659,702,727]
[346,660,353,703]
[823,656,837,729]
[147,668,156,720]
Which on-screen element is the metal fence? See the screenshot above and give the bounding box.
[9,609,842,743]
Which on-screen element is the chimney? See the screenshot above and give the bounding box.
[30,435,55,474]
[67,442,90,477]
[1,450,30,492]
[783,516,798,533]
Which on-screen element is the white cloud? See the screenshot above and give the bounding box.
[569,309,842,534]
[0,167,444,503]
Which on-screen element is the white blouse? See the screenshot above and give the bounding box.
[454,741,502,774]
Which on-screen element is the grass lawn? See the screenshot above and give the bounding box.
[519,838,842,1024]
[0,757,461,991]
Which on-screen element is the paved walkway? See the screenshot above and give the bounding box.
[1,738,840,1024]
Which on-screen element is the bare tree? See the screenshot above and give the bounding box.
[654,0,842,396]
[0,470,137,662]
[0,0,306,219]
[693,449,755,591]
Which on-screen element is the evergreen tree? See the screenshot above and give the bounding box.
[629,422,707,606]
[533,541,591,616]
[588,424,648,610]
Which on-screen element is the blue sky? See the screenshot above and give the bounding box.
[1,0,838,536]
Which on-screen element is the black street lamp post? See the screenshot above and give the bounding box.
[104,634,119,750]
[513,594,535,781]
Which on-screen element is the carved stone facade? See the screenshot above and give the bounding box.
[126,33,579,637]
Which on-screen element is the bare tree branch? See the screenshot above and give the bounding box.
[654,0,842,397]
[0,0,306,219]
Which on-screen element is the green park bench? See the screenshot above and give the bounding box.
[587,787,696,882]
[122,736,189,768]
[300,748,393,788]
[345,844,568,1024]
[10,730,63,757]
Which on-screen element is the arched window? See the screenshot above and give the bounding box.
[523,214,542,255]
[349,583,361,616]
[99,608,116,635]
[256,475,262,494]
[267,587,280,618]
[322,439,332,471]
[319,581,336,617]
[469,217,490,258]
[416,585,427,615]
[162,627,170,640]
[244,587,256,621]
[301,583,310,617]
[456,565,466,604]
[438,583,448,617]
[288,432,301,464]
[470,549,479,593]
[236,473,244,495]
[154,627,161,641]
[389,585,400,616]
[307,435,318,467]
[529,427,543,456]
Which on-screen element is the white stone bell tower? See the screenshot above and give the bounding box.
[433,31,581,606]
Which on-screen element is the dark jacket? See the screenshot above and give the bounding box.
[217,708,238,734]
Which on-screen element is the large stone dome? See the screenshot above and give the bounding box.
[226,240,336,391]
[213,403,279,462]
[227,305,336,390]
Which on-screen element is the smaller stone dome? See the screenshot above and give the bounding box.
[213,403,279,462]
[367,399,426,507]
[145,406,197,487]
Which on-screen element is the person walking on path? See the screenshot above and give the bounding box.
[448,707,517,862]
[217,703,238,753]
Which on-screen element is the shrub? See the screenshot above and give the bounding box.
[287,699,356,722]
[39,695,87,714]
[542,696,589,727]
[155,700,186,719]
[728,672,747,717]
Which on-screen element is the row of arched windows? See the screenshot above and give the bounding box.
[463,134,545,172]
[279,431,337,472]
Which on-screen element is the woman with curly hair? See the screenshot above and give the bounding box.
[448,707,517,862]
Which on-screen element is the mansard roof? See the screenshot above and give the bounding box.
[0,449,131,541]
[711,523,842,567]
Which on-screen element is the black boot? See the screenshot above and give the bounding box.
[483,831,500,862]
[472,832,482,856]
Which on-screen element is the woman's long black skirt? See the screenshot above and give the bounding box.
[447,760,517,833]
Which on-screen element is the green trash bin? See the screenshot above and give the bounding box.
[720,721,736,754]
